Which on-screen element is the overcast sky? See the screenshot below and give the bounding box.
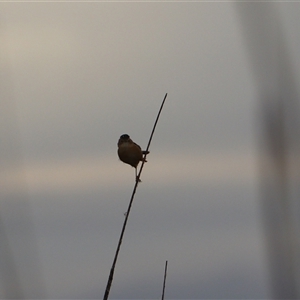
[1,2,299,299]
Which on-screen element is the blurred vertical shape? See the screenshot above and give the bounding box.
[0,18,45,298]
[236,3,300,299]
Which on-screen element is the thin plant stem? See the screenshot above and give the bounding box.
[161,260,168,300]
[103,93,168,300]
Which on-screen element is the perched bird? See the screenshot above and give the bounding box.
[117,134,149,182]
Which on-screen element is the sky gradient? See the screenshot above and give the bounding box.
[1,2,300,299]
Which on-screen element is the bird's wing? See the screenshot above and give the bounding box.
[133,142,142,150]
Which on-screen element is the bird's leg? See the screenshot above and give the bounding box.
[135,167,141,183]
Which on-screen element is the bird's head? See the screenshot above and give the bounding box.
[120,134,130,140]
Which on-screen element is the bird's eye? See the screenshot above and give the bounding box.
[121,134,129,139]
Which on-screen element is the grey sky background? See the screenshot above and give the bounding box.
[1,2,299,299]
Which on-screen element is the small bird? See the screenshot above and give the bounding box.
[117,134,149,182]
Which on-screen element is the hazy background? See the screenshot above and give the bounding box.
[0,2,299,299]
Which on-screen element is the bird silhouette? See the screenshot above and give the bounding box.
[117,134,149,182]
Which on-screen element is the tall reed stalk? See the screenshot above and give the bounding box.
[103,93,168,300]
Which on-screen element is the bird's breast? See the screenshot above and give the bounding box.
[118,142,143,167]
